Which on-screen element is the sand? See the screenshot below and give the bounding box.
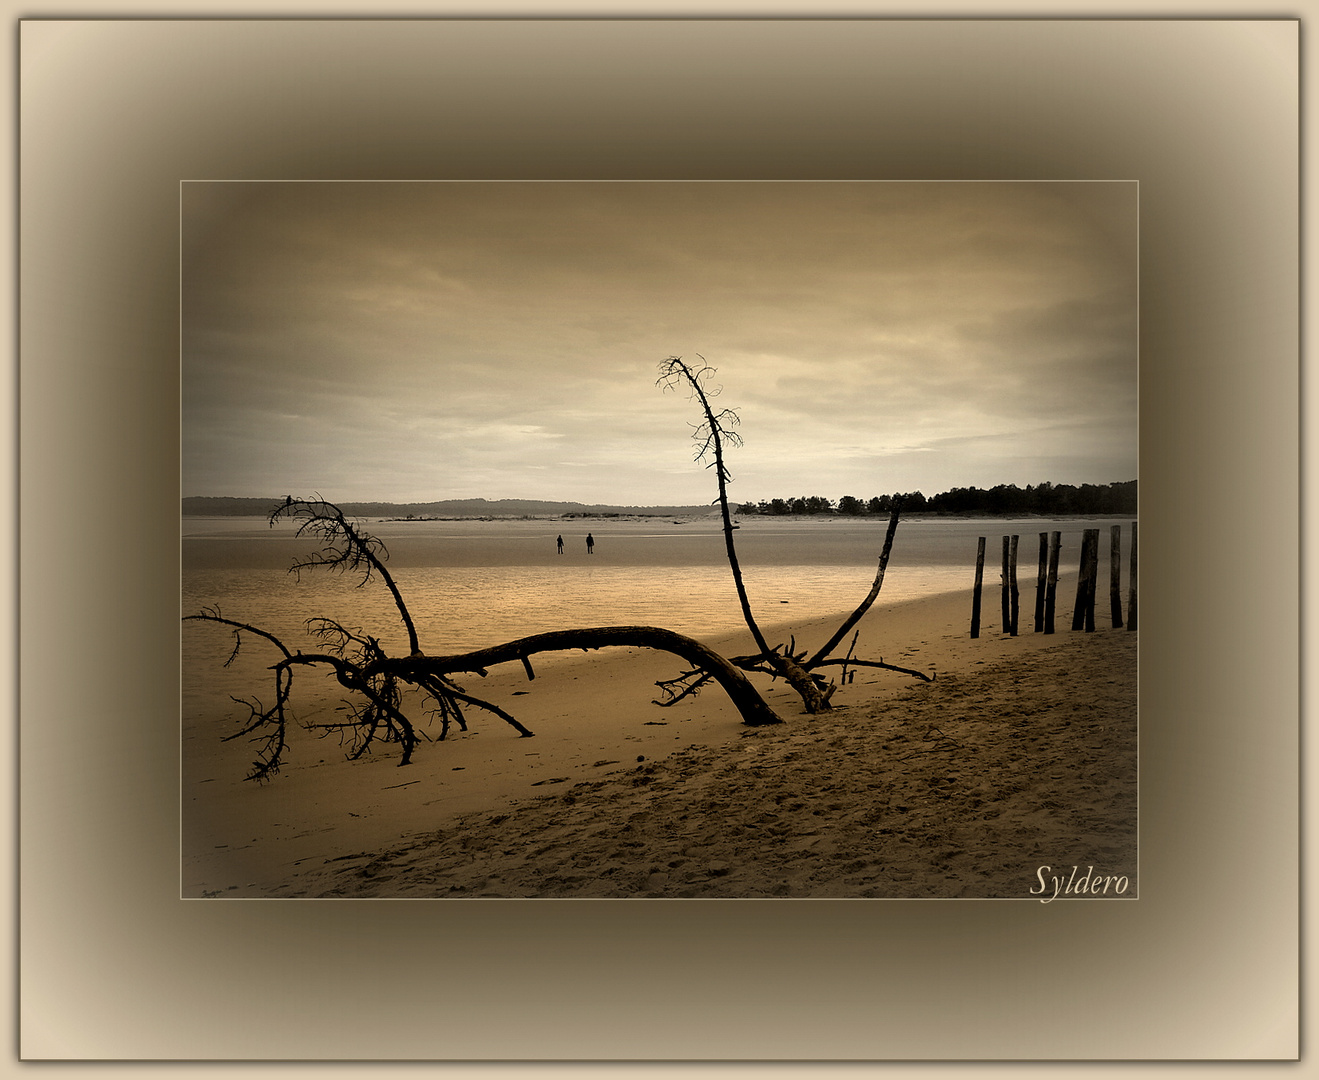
[182,581,1137,899]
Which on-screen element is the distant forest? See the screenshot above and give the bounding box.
[738,480,1137,517]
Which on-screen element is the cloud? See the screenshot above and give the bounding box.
[182,181,1137,503]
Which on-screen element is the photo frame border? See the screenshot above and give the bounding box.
[15,12,1299,1069]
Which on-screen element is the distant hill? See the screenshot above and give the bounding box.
[182,496,715,518]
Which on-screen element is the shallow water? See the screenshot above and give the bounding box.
[182,513,1131,680]
[183,512,1132,569]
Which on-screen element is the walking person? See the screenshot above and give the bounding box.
[556,534,564,555]
[586,532,595,555]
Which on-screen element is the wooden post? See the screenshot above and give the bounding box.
[1044,530,1061,634]
[1070,533,1086,631]
[1109,524,1124,628]
[1008,534,1020,636]
[1086,529,1099,632]
[1034,531,1047,632]
[1072,529,1099,631]
[1127,521,1138,632]
[971,536,986,638]
[1001,535,1011,633]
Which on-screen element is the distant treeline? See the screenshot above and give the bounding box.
[184,482,1136,520]
[737,480,1137,517]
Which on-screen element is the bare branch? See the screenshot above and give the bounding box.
[270,497,422,657]
[806,503,903,668]
[652,667,715,708]
[810,657,934,683]
[657,356,774,662]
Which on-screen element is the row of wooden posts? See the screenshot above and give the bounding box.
[970,524,1138,638]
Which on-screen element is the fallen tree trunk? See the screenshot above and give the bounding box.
[371,625,784,728]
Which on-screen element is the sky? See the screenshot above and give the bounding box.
[182,181,1137,507]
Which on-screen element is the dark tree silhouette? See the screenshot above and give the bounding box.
[656,356,930,716]
[186,496,782,780]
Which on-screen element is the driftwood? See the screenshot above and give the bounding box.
[188,358,931,780]
[187,606,783,781]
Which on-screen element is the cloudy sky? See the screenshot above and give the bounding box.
[182,181,1136,507]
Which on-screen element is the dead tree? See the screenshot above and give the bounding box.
[656,356,930,715]
[186,497,782,781]
[187,354,931,780]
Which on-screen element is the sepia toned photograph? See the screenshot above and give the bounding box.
[181,179,1137,899]
[20,11,1296,1062]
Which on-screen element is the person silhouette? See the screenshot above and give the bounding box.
[586,532,595,555]
[556,534,564,555]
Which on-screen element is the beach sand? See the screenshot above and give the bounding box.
[182,580,1136,899]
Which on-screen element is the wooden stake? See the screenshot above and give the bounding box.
[1071,527,1092,630]
[971,536,986,638]
[1044,531,1061,634]
[1072,529,1099,631]
[1109,524,1124,628]
[1086,529,1099,632]
[1008,534,1020,636]
[1127,521,1138,632]
[1001,535,1011,633]
[1034,531,1047,632]
[1070,533,1086,631]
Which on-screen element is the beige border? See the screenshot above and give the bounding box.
[13,9,1299,1073]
